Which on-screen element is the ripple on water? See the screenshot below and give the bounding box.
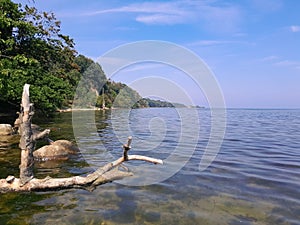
[1,109,300,225]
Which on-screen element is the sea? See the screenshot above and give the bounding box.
[0,108,299,225]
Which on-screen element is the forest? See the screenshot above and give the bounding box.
[0,0,184,117]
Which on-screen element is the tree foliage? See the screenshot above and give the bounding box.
[141,98,186,108]
[73,57,107,108]
[0,0,78,113]
[96,80,148,109]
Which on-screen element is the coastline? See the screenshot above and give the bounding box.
[57,108,108,113]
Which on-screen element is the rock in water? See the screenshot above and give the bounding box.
[34,140,80,161]
[0,135,19,149]
[0,124,13,136]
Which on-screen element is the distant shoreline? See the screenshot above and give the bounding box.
[57,108,105,112]
[57,106,206,113]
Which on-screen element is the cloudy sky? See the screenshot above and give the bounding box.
[15,0,300,108]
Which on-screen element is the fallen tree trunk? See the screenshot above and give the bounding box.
[0,84,163,193]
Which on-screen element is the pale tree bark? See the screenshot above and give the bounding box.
[18,84,50,185]
[19,84,35,185]
[0,84,163,193]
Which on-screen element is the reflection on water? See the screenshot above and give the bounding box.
[1,109,300,224]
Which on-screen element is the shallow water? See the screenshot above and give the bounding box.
[0,108,300,225]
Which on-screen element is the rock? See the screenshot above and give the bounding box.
[0,124,13,136]
[34,140,80,161]
[0,135,19,149]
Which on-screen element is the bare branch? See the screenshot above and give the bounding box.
[0,153,162,193]
[123,136,132,161]
[32,129,50,141]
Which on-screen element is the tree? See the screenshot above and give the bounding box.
[0,0,78,113]
[73,59,107,108]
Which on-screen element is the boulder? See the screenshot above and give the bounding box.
[34,140,80,161]
[0,135,19,149]
[0,124,13,136]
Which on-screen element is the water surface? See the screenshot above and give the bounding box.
[0,109,299,224]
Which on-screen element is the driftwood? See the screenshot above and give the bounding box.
[0,84,163,193]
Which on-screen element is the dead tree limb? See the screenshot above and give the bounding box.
[0,84,163,193]
[32,129,51,141]
[0,149,163,193]
[123,136,132,161]
[19,84,35,185]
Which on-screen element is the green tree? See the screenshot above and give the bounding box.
[73,56,107,108]
[0,0,78,113]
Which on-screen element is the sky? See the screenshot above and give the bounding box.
[14,0,300,108]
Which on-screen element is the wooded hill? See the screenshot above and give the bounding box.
[0,0,185,116]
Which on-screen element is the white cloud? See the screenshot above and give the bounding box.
[85,2,186,19]
[83,1,242,32]
[136,14,186,25]
[290,25,300,33]
[188,39,252,47]
[188,40,231,46]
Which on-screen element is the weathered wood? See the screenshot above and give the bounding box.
[0,84,163,193]
[19,84,35,185]
[123,136,132,161]
[18,84,53,185]
[32,128,51,141]
[0,151,162,193]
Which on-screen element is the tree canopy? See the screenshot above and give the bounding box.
[0,0,78,113]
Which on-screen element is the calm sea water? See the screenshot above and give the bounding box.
[0,108,300,225]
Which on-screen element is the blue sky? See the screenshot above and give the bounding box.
[15,0,300,108]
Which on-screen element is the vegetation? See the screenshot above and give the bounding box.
[0,0,79,113]
[0,0,185,115]
[96,81,146,109]
[73,55,180,109]
[141,98,186,108]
